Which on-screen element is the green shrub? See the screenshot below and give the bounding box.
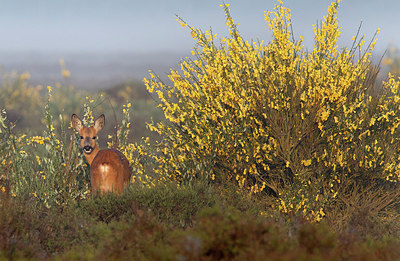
[80,181,217,227]
[0,196,93,259]
[175,206,400,261]
[79,192,135,223]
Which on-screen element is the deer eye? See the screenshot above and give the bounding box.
[80,136,84,139]
[92,136,97,140]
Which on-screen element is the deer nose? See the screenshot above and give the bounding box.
[84,137,92,146]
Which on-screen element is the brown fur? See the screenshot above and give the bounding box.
[71,114,131,195]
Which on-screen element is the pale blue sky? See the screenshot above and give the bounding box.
[0,0,397,54]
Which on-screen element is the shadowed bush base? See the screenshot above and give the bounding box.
[1,182,400,260]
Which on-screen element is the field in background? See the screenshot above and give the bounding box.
[0,51,183,90]
[0,67,164,143]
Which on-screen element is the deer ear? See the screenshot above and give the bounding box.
[71,114,83,132]
[94,114,105,131]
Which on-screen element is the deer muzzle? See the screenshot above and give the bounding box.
[83,145,94,154]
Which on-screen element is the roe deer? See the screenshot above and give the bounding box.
[71,114,131,195]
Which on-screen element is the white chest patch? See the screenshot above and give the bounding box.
[99,164,110,174]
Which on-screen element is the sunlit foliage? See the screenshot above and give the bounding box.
[144,0,400,221]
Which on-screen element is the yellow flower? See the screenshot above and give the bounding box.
[301,159,312,167]
[36,156,41,165]
[20,72,30,81]
[59,58,66,67]
[370,117,376,126]
[62,69,70,78]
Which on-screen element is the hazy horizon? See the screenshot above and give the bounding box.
[0,0,398,89]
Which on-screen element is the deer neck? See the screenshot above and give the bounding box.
[84,146,100,166]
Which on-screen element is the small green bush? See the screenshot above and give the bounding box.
[0,196,93,259]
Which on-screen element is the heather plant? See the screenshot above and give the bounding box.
[144,0,400,221]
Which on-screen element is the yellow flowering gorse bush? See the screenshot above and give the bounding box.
[144,0,400,221]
